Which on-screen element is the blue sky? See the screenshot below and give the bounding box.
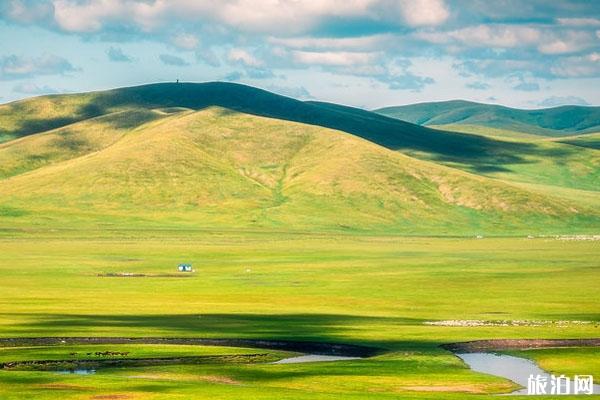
[0,0,599,109]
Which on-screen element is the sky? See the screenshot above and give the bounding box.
[0,0,599,109]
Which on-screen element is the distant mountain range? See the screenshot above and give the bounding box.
[376,100,600,138]
[0,83,598,234]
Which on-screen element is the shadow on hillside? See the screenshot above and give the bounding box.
[5,311,597,383]
[0,313,464,389]
[94,83,578,174]
[8,310,599,344]
[7,82,579,175]
[5,312,433,349]
[10,103,105,138]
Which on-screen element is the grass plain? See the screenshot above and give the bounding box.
[0,83,598,398]
[0,232,598,399]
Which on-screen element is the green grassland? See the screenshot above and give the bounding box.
[375,100,600,137]
[506,347,600,379]
[427,124,548,140]
[0,344,271,363]
[376,101,600,191]
[0,83,598,398]
[555,132,600,150]
[2,83,599,196]
[404,137,600,193]
[0,233,598,399]
[1,85,599,235]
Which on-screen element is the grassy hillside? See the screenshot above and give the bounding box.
[0,82,598,234]
[3,82,599,193]
[370,100,600,192]
[407,135,600,193]
[0,109,165,179]
[1,106,597,234]
[0,83,598,399]
[555,132,600,150]
[0,83,568,174]
[376,100,600,137]
[427,124,545,140]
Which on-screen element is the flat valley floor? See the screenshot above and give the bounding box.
[0,231,598,399]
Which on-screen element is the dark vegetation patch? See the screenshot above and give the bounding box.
[36,383,92,390]
[7,103,105,138]
[101,109,161,130]
[52,133,89,151]
[442,338,600,353]
[0,353,274,371]
[97,272,195,278]
[0,337,382,358]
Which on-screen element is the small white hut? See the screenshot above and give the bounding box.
[177,263,193,272]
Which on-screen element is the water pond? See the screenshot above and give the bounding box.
[457,352,599,395]
[55,369,96,375]
[273,354,362,364]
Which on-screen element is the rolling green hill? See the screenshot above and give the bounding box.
[375,100,600,137]
[3,82,599,193]
[0,83,598,234]
[0,82,520,165]
[0,109,165,179]
[0,83,568,171]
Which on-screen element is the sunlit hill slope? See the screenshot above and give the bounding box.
[0,83,598,234]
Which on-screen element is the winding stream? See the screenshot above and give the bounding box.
[3,336,599,396]
[56,369,96,375]
[457,352,599,395]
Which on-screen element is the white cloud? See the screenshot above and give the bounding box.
[53,0,118,32]
[195,48,220,67]
[418,24,598,56]
[513,81,539,92]
[51,0,199,32]
[0,54,77,80]
[171,33,199,50]
[20,0,451,36]
[47,0,366,34]
[537,96,589,107]
[268,35,391,51]
[466,81,490,90]
[292,50,378,66]
[418,24,541,48]
[13,82,59,94]
[397,0,449,27]
[537,31,596,54]
[227,48,262,67]
[556,18,600,27]
[538,40,572,55]
[5,0,53,23]
[550,52,600,78]
[217,0,372,34]
[158,53,189,66]
[106,46,133,62]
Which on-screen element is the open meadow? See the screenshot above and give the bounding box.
[0,231,598,399]
[2,1,600,397]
